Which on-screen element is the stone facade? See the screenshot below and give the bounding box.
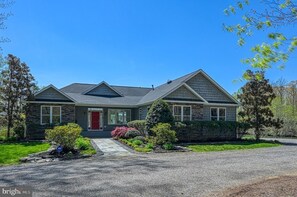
[26,103,75,139]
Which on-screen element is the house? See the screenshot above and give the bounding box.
[26,69,239,139]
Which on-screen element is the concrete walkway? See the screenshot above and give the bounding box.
[92,138,132,157]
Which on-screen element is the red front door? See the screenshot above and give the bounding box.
[91,112,100,130]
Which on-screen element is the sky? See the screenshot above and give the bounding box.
[1,0,296,94]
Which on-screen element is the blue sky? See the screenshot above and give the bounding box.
[2,0,296,94]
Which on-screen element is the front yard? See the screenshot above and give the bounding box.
[186,140,281,152]
[0,142,50,166]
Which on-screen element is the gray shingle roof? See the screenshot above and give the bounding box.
[56,69,238,106]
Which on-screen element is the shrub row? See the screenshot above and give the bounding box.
[173,121,250,142]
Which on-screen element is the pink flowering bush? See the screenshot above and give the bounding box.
[111,127,137,139]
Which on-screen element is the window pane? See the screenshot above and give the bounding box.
[219,108,226,116]
[174,115,181,121]
[219,117,226,121]
[183,115,191,121]
[108,109,130,125]
[52,107,60,116]
[52,116,61,124]
[183,107,191,116]
[42,115,50,124]
[211,108,217,116]
[174,106,182,115]
[42,107,50,115]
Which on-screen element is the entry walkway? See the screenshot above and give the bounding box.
[92,138,133,157]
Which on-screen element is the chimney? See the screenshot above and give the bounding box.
[152,85,155,90]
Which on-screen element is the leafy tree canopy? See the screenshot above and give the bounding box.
[224,0,297,77]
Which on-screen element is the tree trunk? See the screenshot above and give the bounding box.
[255,128,261,141]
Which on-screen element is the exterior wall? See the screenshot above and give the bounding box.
[75,106,137,131]
[167,102,204,121]
[86,84,120,97]
[165,86,202,101]
[138,105,150,120]
[26,103,75,139]
[186,73,234,103]
[203,106,237,121]
[35,87,71,101]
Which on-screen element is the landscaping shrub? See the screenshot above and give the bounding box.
[151,123,177,145]
[145,143,154,149]
[75,137,89,150]
[133,136,146,142]
[111,127,129,138]
[132,139,143,146]
[13,124,25,139]
[145,99,174,133]
[163,143,174,150]
[174,121,251,142]
[124,129,141,139]
[127,120,147,136]
[45,123,82,150]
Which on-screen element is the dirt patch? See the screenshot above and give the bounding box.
[215,175,297,197]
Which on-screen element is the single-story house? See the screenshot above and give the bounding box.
[26,69,239,139]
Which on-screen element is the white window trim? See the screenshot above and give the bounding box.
[210,107,226,121]
[40,106,62,125]
[172,105,192,121]
[108,109,131,125]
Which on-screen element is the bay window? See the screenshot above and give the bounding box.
[41,106,61,125]
[173,105,192,121]
[210,107,226,121]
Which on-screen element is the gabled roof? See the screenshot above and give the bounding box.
[32,69,239,107]
[34,84,76,102]
[82,81,124,97]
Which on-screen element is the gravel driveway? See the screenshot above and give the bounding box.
[1,142,297,197]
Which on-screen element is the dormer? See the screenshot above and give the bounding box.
[83,81,123,97]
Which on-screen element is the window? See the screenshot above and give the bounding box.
[41,106,61,125]
[210,108,226,121]
[173,105,192,121]
[108,109,131,125]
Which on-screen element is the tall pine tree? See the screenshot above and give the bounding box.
[0,54,35,137]
[238,70,282,140]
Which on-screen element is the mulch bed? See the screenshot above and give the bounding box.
[214,175,297,197]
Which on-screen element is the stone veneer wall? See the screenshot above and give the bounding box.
[26,103,75,139]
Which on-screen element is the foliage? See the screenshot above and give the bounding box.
[133,136,146,142]
[0,54,36,137]
[75,137,96,155]
[75,137,89,150]
[132,139,143,146]
[268,79,297,137]
[187,140,281,152]
[127,120,147,136]
[174,121,250,142]
[111,126,137,139]
[145,99,174,133]
[119,138,153,152]
[224,0,297,75]
[238,70,282,140]
[124,129,141,139]
[163,143,174,150]
[151,123,177,145]
[0,142,50,166]
[145,143,154,149]
[45,123,82,150]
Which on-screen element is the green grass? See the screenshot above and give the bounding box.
[0,142,50,166]
[187,140,281,152]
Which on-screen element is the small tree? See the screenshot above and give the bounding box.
[238,70,282,140]
[145,99,174,133]
[0,54,35,137]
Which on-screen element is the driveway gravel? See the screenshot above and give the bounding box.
[0,142,297,197]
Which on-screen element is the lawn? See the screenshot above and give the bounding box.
[187,140,281,152]
[0,142,50,166]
